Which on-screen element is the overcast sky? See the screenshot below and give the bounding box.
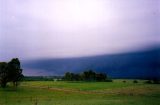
[0,0,160,61]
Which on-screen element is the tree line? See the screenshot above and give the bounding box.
[63,70,108,81]
[0,58,23,88]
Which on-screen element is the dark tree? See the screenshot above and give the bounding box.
[64,72,72,81]
[63,70,108,82]
[82,70,96,81]
[73,74,82,81]
[0,58,23,88]
[7,58,23,87]
[0,62,8,88]
[96,73,107,81]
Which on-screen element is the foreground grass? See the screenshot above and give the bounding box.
[0,80,160,105]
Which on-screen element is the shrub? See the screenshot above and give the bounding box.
[145,80,152,84]
[153,79,160,84]
[133,80,138,83]
[122,80,126,83]
[105,79,113,82]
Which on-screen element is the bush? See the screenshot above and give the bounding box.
[145,80,152,84]
[105,79,113,82]
[133,80,138,83]
[153,79,160,84]
[122,80,126,83]
[145,79,160,84]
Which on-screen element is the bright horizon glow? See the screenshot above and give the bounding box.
[0,0,159,61]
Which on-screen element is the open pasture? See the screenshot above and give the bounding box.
[0,80,160,105]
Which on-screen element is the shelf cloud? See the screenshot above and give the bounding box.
[0,0,160,60]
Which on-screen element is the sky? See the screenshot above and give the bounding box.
[0,0,160,61]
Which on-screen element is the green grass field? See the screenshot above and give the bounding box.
[0,80,160,105]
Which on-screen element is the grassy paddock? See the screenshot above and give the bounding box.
[0,80,160,105]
